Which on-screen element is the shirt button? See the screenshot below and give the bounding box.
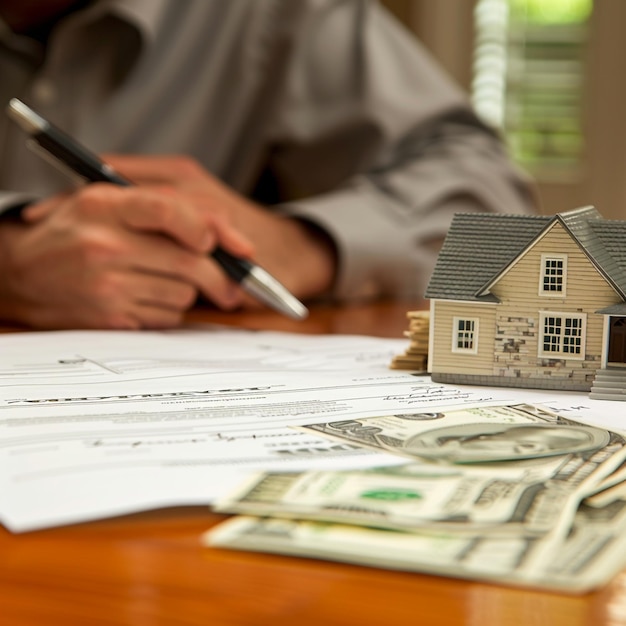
[32,79,57,106]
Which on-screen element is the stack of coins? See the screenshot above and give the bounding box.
[390,310,429,372]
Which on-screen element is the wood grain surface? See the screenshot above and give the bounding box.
[1,299,625,626]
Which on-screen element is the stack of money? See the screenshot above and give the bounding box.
[204,404,626,593]
[390,310,429,371]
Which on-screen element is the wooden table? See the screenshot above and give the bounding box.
[1,300,625,626]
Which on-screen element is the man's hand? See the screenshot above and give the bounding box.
[105,155,338,301]
[0,154,337,329]
[0,183,254,329]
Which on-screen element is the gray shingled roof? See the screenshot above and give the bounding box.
[425,212,549,300]
[588,221,626,294]
[597,303,626,315]
[558,206,626,297]
[425,207,626,301]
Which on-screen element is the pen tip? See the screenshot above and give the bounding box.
[290,303,309,321]
[244,267,309,321]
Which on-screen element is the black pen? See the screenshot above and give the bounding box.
[6,98,309,320]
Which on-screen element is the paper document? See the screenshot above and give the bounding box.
[0,327,624,531]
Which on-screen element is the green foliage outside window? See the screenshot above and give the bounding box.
[509,0,591,24]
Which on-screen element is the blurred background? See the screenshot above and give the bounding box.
[382,0,625,219]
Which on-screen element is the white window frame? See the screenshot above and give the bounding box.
[452,317,479,354]
[538,311,586,360]
[539,254,568,297]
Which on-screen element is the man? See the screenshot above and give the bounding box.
[0,0,536,329]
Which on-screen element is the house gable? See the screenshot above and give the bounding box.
[487,220,622,309]
[477,206,626,301]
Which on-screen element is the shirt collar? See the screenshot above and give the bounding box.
[0,15,43,59]
[0,1,169,47]
[62,0,170,77]
[96,0,169,46]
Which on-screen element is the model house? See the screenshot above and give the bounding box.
[424,206,626,399]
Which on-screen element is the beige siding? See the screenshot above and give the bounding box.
[430,300,497,375]
[489,223,618,384]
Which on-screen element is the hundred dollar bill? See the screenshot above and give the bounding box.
[203,504,626,593]
[212,457,598,534]
[584,460,626,500]
[215,405,626,538]
[299,404,618,465]
[204,515,547,587]
[584,479,626,508]
[542,498,626,590]
[207,407,626,591]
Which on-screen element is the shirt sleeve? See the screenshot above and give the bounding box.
[263,0,537,300]
[0,192,38,217]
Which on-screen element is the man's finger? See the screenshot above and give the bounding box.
[102,154,208,185]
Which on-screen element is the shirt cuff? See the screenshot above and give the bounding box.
[0,193,38,218]
[275,178,425,300]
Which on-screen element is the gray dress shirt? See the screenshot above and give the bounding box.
[0,0,535,299]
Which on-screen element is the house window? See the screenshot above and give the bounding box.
[539,312,585,358]
[539,254,567,296]
[453,318,479,354]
